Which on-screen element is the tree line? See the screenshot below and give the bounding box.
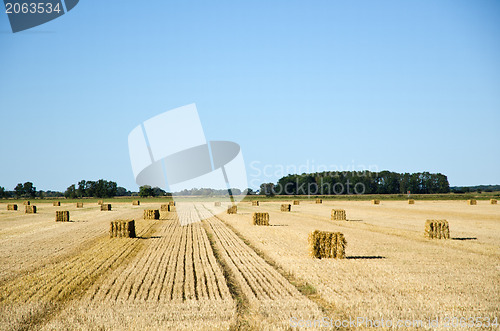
[0,180,131,199]
[0,171,457,199]
[260,171,450,196]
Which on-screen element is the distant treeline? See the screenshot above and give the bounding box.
[260,171,450,196]
[0,180,132,199]
[451,184,500,193]
[65,180,131,198]
[4,173,499,199]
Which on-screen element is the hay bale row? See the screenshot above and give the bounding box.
[53,201,61,206]
[56,211,70,222]
[7,204,17,211]
[491,199,498,205]
[227,206,237,214]
[160,204,175,211]
[132,200,140,206]
[101,204,111,211]
[372,199,380,205]
[169,201,176,206]
[76,202,84,208]
[144,209,160,220]
[425,220,450,239]
[408,199,415,204]
[252,212,269,226]
[25,205,36,214]
[293,200,300,205]
[214,201,221,207]
[308,230,346,259]
[109,220,136,238]
[281,204,291,212]
[467,199,477,205]
[315,199,322,204]
[252,200,259,206]
[331,209,346,221]
[24,201,30,205]
[98,200,103,205]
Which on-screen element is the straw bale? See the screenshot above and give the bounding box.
[109,220,136,238]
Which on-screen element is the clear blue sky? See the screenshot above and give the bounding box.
[1,0,499,192]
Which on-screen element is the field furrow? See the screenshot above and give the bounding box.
[0,218,155,330]
[215,200,500,325]
[41,204,236,330]
[199,206,322,328]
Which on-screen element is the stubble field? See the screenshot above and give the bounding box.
[0,199,498,330]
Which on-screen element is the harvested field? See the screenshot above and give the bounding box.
[199,207,322,328]
[1,199,498,329]
[45,207,235,330]
[0,203,154,330]
[0,203,146,285]
[208,200,500,324]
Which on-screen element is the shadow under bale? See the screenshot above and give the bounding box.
[346,256,385,260]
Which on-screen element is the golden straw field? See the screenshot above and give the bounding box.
[0,199,499,330]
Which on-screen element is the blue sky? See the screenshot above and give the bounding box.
[1,0,499,191]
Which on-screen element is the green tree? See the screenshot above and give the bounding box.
[23,182,36,198]
[77,180,87,197]
[64,184,77,199]
[259,183,275,196]
[152,187,166,197]
[116,187,131,196]
[139,185,154,198]
[0,186,5,199]
[14,183,24,198]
